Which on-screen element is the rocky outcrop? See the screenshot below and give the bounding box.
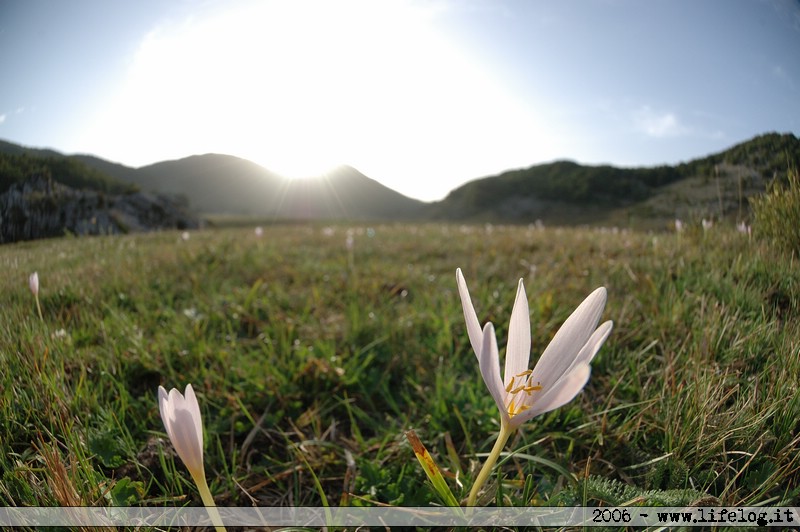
[0,175,202,243]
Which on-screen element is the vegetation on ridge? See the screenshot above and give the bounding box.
[2,132,799,227]
[428,132,800,225]
[0,151,137,195]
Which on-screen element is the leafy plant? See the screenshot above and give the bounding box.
[551,476,715,506]
[752,165,800,255]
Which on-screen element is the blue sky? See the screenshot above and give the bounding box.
[1,0,798,201]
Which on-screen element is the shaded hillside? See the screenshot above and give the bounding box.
[676,132,800,182]
[613,133,800,228]
[0,139,62,158]
[72,154,143,185]
[135,154,285,215]
[272,166,425,220]
[426,132,800,226]
[3,132,798,227]
[425,160,680,221]
[109,156,424,220]
[0,141,425,221]
[0,149,137,195]
[610,162,770,229]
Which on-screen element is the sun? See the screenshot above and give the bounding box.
[249,153,341,180]
[76,0,546,201]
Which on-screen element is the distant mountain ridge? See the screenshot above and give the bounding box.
[135,154,285,215]
[426,132,800,227]
[1,132,798,228]
[0,141,426,221]
[0,142,136,195]
[131,155,426,220]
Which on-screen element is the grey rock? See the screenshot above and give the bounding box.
[0,175,202,243]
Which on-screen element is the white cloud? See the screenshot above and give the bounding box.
[0,114,6,125]
[633,105,687,138]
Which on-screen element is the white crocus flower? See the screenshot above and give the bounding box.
[29,272,43,321]
[457,269,612,428]
[29,272,39,296]
[158,384,206,483]
[158,384,225,531]
[456,268,612,506]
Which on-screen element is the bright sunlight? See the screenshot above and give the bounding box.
[76,0,549,190]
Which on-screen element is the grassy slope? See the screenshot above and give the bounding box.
[1,223,798,511]
[609,162,770,230]
[427,133,800,228]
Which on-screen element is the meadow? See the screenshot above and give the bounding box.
[1,221,798,516]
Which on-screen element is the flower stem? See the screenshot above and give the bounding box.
[34,294,43,322]
[466,418,515,509]
[193,473,226,532]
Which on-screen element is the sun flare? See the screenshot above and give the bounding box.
[76,0,548,199]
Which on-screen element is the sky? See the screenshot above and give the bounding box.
[1,0,799,202]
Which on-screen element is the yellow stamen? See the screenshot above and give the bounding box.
[506,372,543,417]
[505,376,516,393]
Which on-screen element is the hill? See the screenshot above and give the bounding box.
[425,132,800,227]
[0,141,137,195]
[72,153,143,185]
[132,156,425,220]
[2,132,798,228]
[134,154,286,215]
[0,142,426,221]
[269,165,426,220]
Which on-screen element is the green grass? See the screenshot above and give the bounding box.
[1,222,798,513]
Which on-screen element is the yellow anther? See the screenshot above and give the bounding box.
[505,376,516,393]
[507,373,543,416]
[507,398,532,417]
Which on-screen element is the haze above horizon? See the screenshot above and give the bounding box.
[1,0,799,201]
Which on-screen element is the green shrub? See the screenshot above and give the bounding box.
[751,166,800,255]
